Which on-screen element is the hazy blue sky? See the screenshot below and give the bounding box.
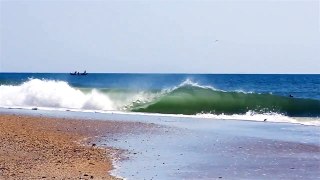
[0,0,319,73]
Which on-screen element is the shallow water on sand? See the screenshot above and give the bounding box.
[106,118,320,180]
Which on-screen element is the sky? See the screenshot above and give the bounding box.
[0,0,319,73]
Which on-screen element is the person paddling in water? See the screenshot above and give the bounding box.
[289,94,294,98]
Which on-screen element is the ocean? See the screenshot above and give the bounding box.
[1,73,320,179]
[0,73,319,125]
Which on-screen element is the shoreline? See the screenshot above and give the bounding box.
[1,106,319,127]
[1,110,319,179]
[0,114,152,179]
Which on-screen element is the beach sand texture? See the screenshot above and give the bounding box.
[0,114,130,179]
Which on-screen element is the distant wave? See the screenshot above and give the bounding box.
[1,79,319,122]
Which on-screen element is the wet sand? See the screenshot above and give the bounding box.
[0,114,153,179]
[105,116,320,179]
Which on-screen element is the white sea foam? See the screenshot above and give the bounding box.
[196,111,320,126]
[0,79,115,110]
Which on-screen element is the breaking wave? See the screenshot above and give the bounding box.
[0,79,115,110]
[132,80,320,117]
[1,79,319,125]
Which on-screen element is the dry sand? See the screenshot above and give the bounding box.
[0,114,152,179]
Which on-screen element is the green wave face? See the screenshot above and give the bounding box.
[132,86,320,117]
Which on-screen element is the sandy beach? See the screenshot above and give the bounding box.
[0,114,153,179]
[0,110,319,180]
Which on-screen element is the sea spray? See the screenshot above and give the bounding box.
[0,79,115,110]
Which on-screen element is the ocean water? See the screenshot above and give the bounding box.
[1,73,320,179]
[0,73,319,124]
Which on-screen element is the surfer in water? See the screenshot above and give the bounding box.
[289,94,294,98]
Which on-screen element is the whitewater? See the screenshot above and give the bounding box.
[1,78,319,126]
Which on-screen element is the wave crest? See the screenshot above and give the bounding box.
[132,80,320,117]
[1,79,319,119]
